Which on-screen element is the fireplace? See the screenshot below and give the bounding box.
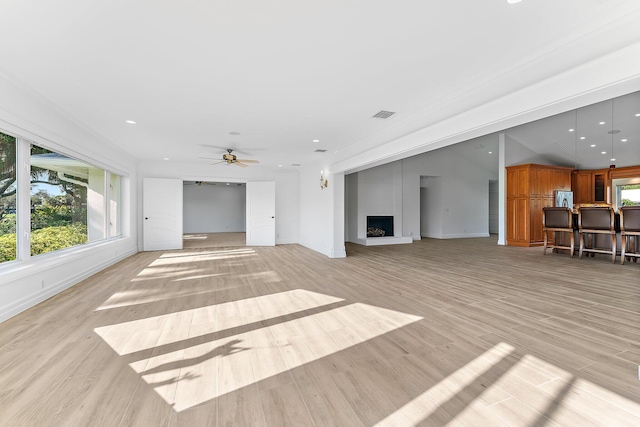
[367,216,394,237]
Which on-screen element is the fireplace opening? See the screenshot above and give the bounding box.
[367,216,394,237]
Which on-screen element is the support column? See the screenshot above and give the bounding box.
[330,172,347,258]
[498,133,507,245]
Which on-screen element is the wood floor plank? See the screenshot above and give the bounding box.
[168,402,216,427]
[259,383,315,427]
[1,236,639,425]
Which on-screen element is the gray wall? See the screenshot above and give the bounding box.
[183,183,246,233]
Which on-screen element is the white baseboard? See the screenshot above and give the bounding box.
[421,233,490,239]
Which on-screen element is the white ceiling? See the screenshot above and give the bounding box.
[1,0,640,172]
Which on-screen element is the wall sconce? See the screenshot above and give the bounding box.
[320,170,328,190]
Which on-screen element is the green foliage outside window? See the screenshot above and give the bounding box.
[0,224,88,262]
[1,136,92,263]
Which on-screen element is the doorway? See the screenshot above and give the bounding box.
[183,181,247,248]
[419,176,442,239]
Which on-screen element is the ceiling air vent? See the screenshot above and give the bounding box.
[291,163,301,166]
[314,149,327,153]
[372,110,396,119]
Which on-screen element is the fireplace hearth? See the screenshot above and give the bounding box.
[367,216,393,237]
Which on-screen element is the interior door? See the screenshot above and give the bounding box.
[246,181,275,246]
[143,177,183,251]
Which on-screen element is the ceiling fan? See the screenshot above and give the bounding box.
[201,149,259,168]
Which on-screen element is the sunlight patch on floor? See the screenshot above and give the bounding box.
[378,345,640,426]
[94,289,344,356]
[183,234,209,240]
[379,342,516,425]
[158,248,255,261]
[94,289,424,412]
[130,267,222,282]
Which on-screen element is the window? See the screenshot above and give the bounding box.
[0,132,124,264]
[617,184,640,207]
[613,178,640,210]
[0,132,17,263]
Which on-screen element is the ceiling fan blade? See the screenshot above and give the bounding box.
[211,161,226,166]
[198,156,219,160]
[235,159,259,163]
[234,162,248,168]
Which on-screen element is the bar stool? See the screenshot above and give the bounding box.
[542,207,574,258]
[578,207,616,263]
[620,206,640,265]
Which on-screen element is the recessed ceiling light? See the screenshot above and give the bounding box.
[163,157,169,160]
[590,144,596,148]
[611,158,616,162]
[601,151,607,154]
[507,0,522,4]
[488,151,492,154]
[125,120,136,125]
[568,128,575,132]
[635,113,640,117]
[579,136,586,140]
[278,164,283,168]
[226,183,230,186]
[621,139,628,142]
[313,139,320,143]
[599,121,605,125]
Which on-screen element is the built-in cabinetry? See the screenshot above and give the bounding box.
[572,169,611,204]
[506,164,573,246]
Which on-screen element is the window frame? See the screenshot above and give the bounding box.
[0,133,127,268]
[612,177,640,210]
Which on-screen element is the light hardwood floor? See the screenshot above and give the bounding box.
[1,238,639,426]
[183,233,246,249]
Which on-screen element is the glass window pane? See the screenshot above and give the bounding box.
[30,145,106,256]
[0,132,17,263]
[109,173,121,237]
[620,184,640,207]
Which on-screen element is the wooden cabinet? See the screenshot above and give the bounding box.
[506,164,573,247]
[573,171,592,204]
[572,169,611,204]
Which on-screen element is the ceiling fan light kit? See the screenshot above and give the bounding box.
[210,149,259,168]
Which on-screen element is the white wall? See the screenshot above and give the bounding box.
[298,164,345,258]
[344,143,498,243]
[183,184,246,233]
[0,73,138,323]
[505,135,556,167]
[355,162,403,240]
[403,145,498,239]
[137,160,299,245]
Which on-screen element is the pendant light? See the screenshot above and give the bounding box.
[609,99,616,167]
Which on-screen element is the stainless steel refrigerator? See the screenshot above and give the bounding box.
[555,190,573,209]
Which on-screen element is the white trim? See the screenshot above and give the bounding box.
[498,133,507,245]
[0,119,129,177]
[16,138,30,261]
[441,233,490,239]
[0,236,131,284]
